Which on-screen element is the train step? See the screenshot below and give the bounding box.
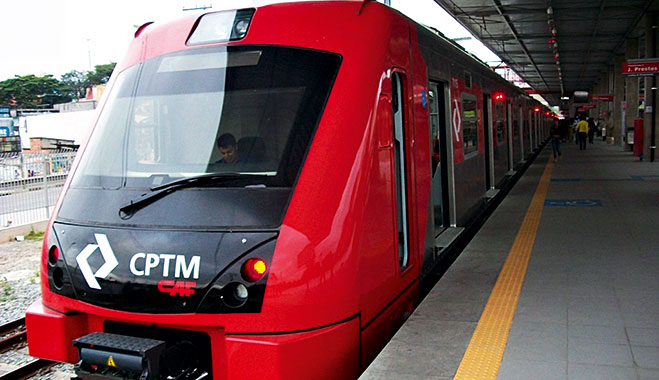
[73,332,166,380]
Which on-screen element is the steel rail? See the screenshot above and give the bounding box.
[0,330,27,353]
[0,359,54,380]
[0,317,25,336]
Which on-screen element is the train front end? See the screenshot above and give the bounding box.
[25,2,391,379]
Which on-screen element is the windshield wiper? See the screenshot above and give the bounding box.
[119,173,244,219]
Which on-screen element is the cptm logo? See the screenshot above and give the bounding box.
[76,234,119,290]
[75,234,200,297]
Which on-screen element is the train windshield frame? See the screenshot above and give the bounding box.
[72,45,341,191]
[60,45,340,228]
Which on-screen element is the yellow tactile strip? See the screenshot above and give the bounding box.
[453,157,554,380]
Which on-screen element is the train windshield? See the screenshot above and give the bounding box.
[72,46,340,190]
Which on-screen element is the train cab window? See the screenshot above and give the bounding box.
[66,45,341,228]
[392,72,410,270]
[72,46,340,189]
[461,93,479,157]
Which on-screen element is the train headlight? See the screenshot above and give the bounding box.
[234,283,248,300]
[233,19,250,39]
[222,282,249,308]
[187,9,255,45]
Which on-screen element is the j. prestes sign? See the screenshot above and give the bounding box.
[622,60,659,76]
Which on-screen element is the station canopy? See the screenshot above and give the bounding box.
[433,0,658,106]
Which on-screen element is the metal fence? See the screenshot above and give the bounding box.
[0,150,77,229]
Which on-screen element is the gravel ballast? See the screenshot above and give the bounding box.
[0,238,75,378]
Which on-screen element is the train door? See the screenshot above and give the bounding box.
[392,71,412,270]
[529,111,535,149]
[507,101,514,172]
[527,109,533,156]
[428,81,448,235]
[391,71,415,276]
[532,113,536,147]
[483,94,494,191]
[360,70,418,370]
[519,106,525,161]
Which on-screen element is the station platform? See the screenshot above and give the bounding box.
[361,139,659,380]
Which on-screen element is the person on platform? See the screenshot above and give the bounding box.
[576,117,589,150]
[587,117,597,144]
[550,119,562,161]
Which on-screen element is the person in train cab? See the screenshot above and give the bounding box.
[576,116,589,150]
[550,119,562,161]
[216,133,242,164]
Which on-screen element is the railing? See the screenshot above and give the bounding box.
[0,150,77,229]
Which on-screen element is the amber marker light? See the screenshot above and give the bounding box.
[242,258,267,282]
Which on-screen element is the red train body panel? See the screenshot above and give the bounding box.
[26,1,551,379]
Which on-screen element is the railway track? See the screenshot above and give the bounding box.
[0,317,55,379]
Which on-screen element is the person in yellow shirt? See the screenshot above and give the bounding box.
[576,117,589,150]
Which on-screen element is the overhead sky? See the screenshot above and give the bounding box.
[0,0,502,82]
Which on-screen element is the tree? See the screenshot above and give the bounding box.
[0,75,71,108]
[87,63,116,85]
[60,70,88,100]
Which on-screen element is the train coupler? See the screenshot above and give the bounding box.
[73,332,166,380]
[72,332,210,380]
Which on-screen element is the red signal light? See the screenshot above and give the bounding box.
[241,258,267,282]
[534,107,541,112]
[493,92,505,101]
[48,245,59,266]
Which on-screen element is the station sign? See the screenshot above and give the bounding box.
[591,95,613,101]
[622,59,659,76]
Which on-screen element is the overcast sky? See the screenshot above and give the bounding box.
[0,0,501,81]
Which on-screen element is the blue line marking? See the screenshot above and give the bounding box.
[544,199,603,207]
[551,175,655,182]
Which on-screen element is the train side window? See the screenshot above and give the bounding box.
[461,93,479,157]
[392,72,409,270]
[513,108,519,139]
[495,102,505,145]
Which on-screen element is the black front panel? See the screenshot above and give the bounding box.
[57,188,289,229]
[49,223,275,314]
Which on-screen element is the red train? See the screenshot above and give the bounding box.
[26,1,551,379]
